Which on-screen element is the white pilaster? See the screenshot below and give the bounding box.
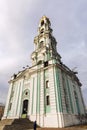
[11,81,20,117]
[16,80,23,117]
[2,83,13,119]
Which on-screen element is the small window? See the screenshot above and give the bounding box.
[41,20,44,26]
[46,80,49,88]
[44,61,48,67]
[46,95,50,105]
[25,92,28,95]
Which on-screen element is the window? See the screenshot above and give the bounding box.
[25,92,28,95]
[41,20,44,26]
[46,80,49,88]
[44,61,48,67]
[46,95,50,105]
[24,89,29,96]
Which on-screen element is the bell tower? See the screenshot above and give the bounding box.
[31,16,61,66]
[3,16,86,128]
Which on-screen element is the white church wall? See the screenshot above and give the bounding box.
[31,74,37,115]
[29,77,33,116]
[49,67,56,113]
[75,82,85,114]
[68,78,78,114]
[58,69,67,113]
[63,114,80,126]
[17,79,24,117]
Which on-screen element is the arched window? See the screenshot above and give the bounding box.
[46,80,49,88]
[41,20,44,26]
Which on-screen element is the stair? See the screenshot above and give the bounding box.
[0,119,14,126]
[0,118,38,130]
[0,119,14,130]
[1,119,86,130]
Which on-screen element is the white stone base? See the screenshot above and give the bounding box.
[30,114,59,127]
[30,113,64,128]
[29,113,84,128]
[63,114,80,127]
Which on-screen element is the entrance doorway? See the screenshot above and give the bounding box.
[22,99,28,114]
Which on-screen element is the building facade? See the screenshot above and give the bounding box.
[2,16,86,127]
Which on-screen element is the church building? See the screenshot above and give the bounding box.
[2,16,86,128]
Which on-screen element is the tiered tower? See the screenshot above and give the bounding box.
[31,16,61,66]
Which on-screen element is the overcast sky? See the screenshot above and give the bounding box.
[0,0,87,107]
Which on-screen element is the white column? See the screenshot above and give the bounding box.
[11,81,20,117]
[49,67,57,113]
[16,80,23,117]
[2,83,13,119]
[29,78,33,115]
[40,71,44,127]
[33,76,37,114]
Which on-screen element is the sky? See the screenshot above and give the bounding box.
[0,0,87,107]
